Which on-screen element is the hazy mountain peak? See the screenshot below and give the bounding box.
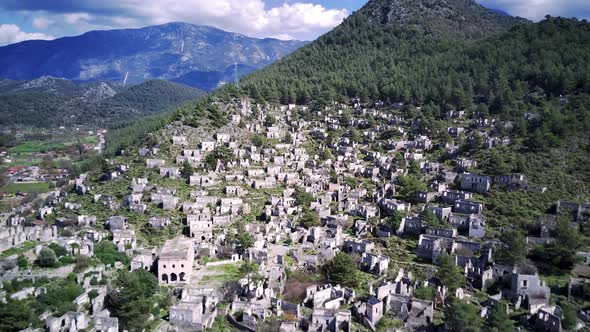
[0,22,306,91]
[361,0,529,38]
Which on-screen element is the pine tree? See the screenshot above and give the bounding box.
[181,160,194,179]
[485,302,514,332]
[323,253,359,287]
[445,300,483,332]
[495,230,526,265]
[436,252,464,291]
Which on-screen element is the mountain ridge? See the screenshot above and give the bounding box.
[0,77,204,128]
[234,0,536,103]
[0,22,306,91]
[360,0,529,38]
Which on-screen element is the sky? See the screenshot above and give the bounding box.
[0,0,588,46]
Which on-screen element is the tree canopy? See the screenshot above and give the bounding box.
[323,252,359,288]
[436,252,464,291]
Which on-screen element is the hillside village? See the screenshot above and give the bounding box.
[0,96,589,332]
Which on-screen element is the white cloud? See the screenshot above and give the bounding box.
[63,12,93,24]
[125,0,349,40]
[271,33,296,40]
[0,24,53,46]
[477,0,590,21]
[13,0,350,41]
[32,16,54,29]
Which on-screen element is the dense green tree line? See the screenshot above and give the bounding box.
[238,17,589,108]
[0,80,202,128]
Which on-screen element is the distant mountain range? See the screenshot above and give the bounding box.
[0,22,306,91]
[0,76,204,128]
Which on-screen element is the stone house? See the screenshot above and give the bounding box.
[162,195,179,210]
[360,253,389,276]
[416,191,437,203]
[247,168,265,178]
[426,227,457,238]
[453,199,483,214]
[106,216,127,230]
[127,193,143,204]
[309,309,352,332]
[188,216,213,243]
[169,288,218,331]
[129,203,147,213]
[190,175,216,187]
[448,213,470,230]
[378,198,410,215]
[215,133,231,143]
[494,173,526,188]
[201,141,215,151]
[64,202,81,211]
[112,230,136,251]
[510,273,550,314]
[389,295,434,330]
[149,217,170,228]
[353,296,384,329]
[146,159,165,169]
[94,194,120,211]
[456,159,478,172]
[219,198,247,215]
[158,237,194,285]
[397,216,423,235]
[534,306,563,332]
[416,235,453,262]
[177,150,203,167]
[172,136,188,146]
[425,205,452,222]
[225,185,247,197]
[46,312,88,332]
[468,216,486,238]
[130,177,148,193]
[131,251,155,271]
[39,206,53,219]
[343,239,374,255]
[439,171,458,184]
[446,110,465,119]
[93,316,119,332]
[447,126,465,137]
[556,201,590,222]
[491,264,516,283]
[305,284,355,309]
[77,215,97,226]
[451,240,481,256]
[460,173,492,194]
[441,189,473,205]
[11,287,46,300]
[160,167,181,179]
[252,177,277,189]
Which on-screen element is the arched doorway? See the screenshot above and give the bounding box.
[179,272,186,281]
[162,274,168,283]
[171,273,177,282]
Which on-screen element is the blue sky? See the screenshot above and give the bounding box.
[0,0,588,46]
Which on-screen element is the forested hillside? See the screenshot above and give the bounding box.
[239,16,589,108]
[0,79,203,127]
[230,9,590,155]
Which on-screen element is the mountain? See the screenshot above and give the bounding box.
[361,0,527,38]
[0,22,306,91]
[0,76,125,100]
[172,63,259,90]
[0,77,203,128]
[212,1,590,153]
[236,0,539,103]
